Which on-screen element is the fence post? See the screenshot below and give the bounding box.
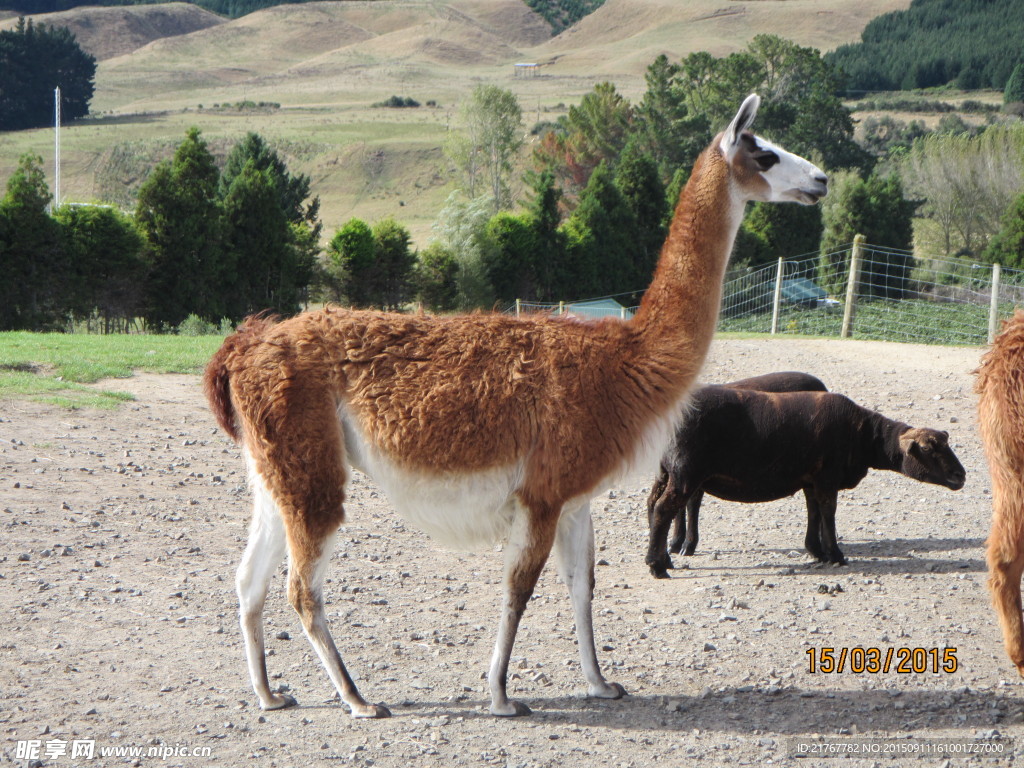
[770,257,784,334]
[515,298,521,317]
[841,235,864,339]
[558,300,564,316]
[988,263,1002,344]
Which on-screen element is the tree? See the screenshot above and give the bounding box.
[55,203,147,332]
[484,212,537,303]
[0,153,64,329]
[414,242,459,313]
[634,54,710,183]
[733,201,823,268]
[614,141,667,284]
[534,82,633,197]
[135,127,224,328]
[370,218,415,311]
[431,193,495,310]
[984,189,1024,269]
[523,169,568,301]
[445,85,524,210]
[561,162,642,297]
[221,161,307,319]
[818,171,915,299]
[1006,62,1024,105]
[325,218,376,307]
[0,18,96,131]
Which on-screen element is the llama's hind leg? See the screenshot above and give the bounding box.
[286,532,391,718]
[988,508,1024,677]
[488,497,560,717]
[237,473,291,710]
[554,501,626,701]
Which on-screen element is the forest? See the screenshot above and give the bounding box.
[827,0,1024,91]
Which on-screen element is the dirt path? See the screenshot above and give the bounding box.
[2,336,1020,767]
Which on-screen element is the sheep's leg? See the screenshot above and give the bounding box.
[646,467,668,531]
[802,488,827,562]
[554,501,626,700]
[988,502,1024,677]
[646,475,686,578]
[815,491,846,565]
[488,497,559,716]
[678,489,703,556]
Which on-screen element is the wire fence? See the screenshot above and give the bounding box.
[511,240,1024,347]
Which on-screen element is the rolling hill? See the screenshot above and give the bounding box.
[0,0,912,244]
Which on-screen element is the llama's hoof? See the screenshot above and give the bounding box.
[352,703,391,719]
[260,693,297,711]
[491,700,532,717]
[590,681,627,699]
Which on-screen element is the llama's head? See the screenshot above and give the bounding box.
[897,427,966,490]
[718,94,828,206]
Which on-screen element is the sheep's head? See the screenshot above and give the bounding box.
[898,428,966,490]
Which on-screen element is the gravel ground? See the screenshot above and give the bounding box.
[2,335,1021,767]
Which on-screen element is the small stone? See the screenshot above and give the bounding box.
[17,553,30,562]
[275,631,290,640]
[703,642,717,652]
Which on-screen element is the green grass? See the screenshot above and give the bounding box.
[0,332,225,409]
[719,298,996,346]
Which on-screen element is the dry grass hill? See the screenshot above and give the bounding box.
[0,0,910,244]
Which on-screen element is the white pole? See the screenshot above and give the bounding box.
[770,257,784,334]
[988,263,1002,344]
[54,87,61,210]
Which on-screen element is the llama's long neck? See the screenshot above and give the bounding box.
[632,145,745,386]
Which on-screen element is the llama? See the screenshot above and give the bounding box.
[203,95,828,718]
[645,389,966,578]
[649,371,828,558]
[976,310,1024,677]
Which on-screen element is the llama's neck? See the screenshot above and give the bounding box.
[632,146,745,380]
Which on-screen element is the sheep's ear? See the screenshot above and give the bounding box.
[898,431,919,456]
[725,94,760,148]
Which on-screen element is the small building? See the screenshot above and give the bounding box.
[514,63,539,77]
[564,298,635,320]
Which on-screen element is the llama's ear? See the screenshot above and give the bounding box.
[725,94,761,148]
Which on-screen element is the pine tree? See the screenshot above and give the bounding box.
[615,140,667,285]
[561,162,641,297]
[325,218,376,307]
[1005,62,1024,105]
[0,153,64,329]
[371,218,416,311]
[484,212,537,303]
[135,127,224,328]
[415,242,459,313]
[524,170,567,301]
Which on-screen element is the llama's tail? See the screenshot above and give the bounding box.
[203,314,279,443]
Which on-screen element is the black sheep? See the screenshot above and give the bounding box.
[645,386,966,578]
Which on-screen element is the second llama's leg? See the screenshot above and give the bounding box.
[554,501,626,700]
[988,502,1024,677]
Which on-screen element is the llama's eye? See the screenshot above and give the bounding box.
[754,151,779,171]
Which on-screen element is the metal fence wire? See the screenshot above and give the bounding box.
[511,240,1024,347]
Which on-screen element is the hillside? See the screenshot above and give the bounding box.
[1,0,911,245]
[0,2,224,60]
[529,0,913,76]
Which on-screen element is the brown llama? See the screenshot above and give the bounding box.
[203,95,828,719]
[976,309,1024,677]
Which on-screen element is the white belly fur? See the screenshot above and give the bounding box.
[340,407,524,551]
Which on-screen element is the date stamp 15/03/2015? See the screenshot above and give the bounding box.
[806,646,958,674]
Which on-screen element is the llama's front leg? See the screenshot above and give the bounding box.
[554,502,626,701]
[488,499,559,716]
[237,480,292,710]
[287,533,391,719]
[802,488,827,562]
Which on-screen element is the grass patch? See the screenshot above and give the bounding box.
[0,332,225,408]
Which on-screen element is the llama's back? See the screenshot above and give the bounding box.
[978,311,1024,477]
